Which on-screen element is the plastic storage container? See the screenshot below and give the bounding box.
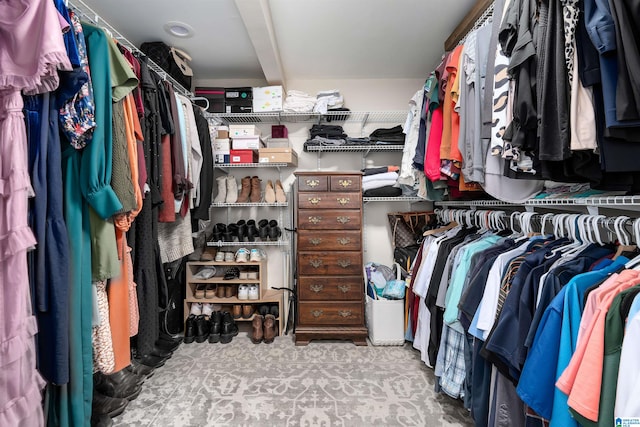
[365,295,405,346]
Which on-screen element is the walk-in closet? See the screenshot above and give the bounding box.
[2,0,640,426]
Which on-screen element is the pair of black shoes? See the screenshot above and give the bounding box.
[258,304,279,318]
[184,313,210,344]
[91,367,145,425]
[258,219,281,241]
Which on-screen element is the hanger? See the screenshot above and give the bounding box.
[625,218,640,269]
[613,216,636,259]
[423,208,459,236]
[190,96,210,111]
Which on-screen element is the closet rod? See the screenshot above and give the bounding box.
[444,0,494,51]
[67,0,194,98]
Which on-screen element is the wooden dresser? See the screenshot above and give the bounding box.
[294,171,368,346]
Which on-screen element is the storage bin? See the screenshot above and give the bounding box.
[229,149,258,164]
[258,147,298,166]
[365,295,405,346]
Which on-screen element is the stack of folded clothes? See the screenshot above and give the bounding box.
[369,125,405,145]
[362,166,402,197]
[283,90,317,113]
[304,124,349,150]
[313,89,344,113]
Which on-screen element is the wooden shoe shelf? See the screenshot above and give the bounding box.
[184,260,284,336]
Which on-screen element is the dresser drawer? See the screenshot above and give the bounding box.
[298,302,364,326]
[298,251,362,276]
[298,192,361,209]
[329,176,361,192]
[298,276,363,300]
[297,230,361,251]
[297,209,361,230]
[297,175,328,192]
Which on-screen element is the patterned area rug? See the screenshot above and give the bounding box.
[113,335,473,427]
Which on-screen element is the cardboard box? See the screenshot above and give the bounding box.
[230,149,258,164]
[365,295,405,346]
[232,135,265,150]
[229,125,260,137]
[258,147,298,166]
[213,138,231,152]
[252,85,283,112]
[216,129,229,139]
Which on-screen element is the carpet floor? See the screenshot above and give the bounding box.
[113,334,473,427]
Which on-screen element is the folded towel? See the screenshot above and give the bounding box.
[362,171,399,183]
[362,178,398,192]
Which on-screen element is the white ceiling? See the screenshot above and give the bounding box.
[78,0,476,85]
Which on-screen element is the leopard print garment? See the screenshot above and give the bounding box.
[92,280,116,374]
[562,0,579,85]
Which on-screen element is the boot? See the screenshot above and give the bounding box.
[249,176,262,202]
[263,314,277,344]
[213,176,227,203]
[236,220,247,242]
[258,219,269,240]
[268,220,281,241]
[275,180,286,203]
[236,176,252,203]
[242,304,254,319]
[92,391,128,418]
[246,220,258,242]
[251,315,264,344]
[225,176,238,203]
[220,312,238,344]
[264,180,276,203]
[184,314,196,344]
[208,311,222,343]
[232,304,242,319]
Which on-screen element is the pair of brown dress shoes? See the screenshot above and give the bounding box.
[250,314,277,344]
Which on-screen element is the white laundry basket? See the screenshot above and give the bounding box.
[365,295,405,346]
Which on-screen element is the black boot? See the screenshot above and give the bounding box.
[236,220,247,242]
[258,219,269,240]
[92,391,128,418]
[195,314,209,343]
[246,220,258,242]
[94,372,142,401]
[227,223,239,242]
[184,314,196,344]
[268,220,281,241]
[220,312,239,344]
[208,311,222,343]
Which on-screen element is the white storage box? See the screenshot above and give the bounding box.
[252,86,283,112]
[229,124,260,137]
[365,295,405,346]
[213,138,231,152]
[266,137,291,148]
[232,135,266,150]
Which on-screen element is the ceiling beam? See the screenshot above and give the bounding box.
[234,0,286,86]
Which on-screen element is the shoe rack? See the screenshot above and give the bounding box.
[184,260,285,336]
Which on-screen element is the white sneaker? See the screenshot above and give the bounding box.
[224,252,235,262]
[248,284,259,300]
[236,248,250,263]
[249,248,266,262]
[190,302,203,316]
[238,284,249,300]
[202,303,214,317]
[214,251,225,262]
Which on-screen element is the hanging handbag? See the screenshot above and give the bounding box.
[140,41,194,91]
[387,211,433,249]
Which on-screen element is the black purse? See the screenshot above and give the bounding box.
[140,41,193,91]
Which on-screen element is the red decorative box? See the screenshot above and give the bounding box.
[230,149,258,164]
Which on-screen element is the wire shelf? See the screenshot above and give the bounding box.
[207,241,289,247]
[68,0,193,98]
[435,195,640,210]
[214,162,289,168]
[363,196,427,202]
[208,111,408,125]
[210,202,288,208]
[305,145,404,152]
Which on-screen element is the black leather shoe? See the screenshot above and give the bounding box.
[91,413,114,427]
[258,305,269,317]
[269,305,279,318]
[106,368,144,387]
[246,220,258,242]
[258,219,269,240]
[220,312,239,344]
[94,372,142,401]
[195,314,209,343]
[92,391,128,417]
[126,361,154,379]
[184,314,196,344]
[208,311,222,343]
[134,353,166,369]
[155,339,180,352]
[148,346,173,359]
[268,220,281,240]
[236,220,247,242]
[159,332,183,344]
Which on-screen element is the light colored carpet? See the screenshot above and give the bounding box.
[113,334,473,427]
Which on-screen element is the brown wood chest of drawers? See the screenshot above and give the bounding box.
[294,171,368,346]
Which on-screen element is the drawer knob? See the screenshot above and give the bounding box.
[306,179,320,188]
[337,259,352,268]
[310,284,324,293]
[310,237,322,246]
[336,216,350,224]
[338,179,352,188]
[338,284,351,293]
[337,197,350,205]
[338,310,352,318]
[309,216,322,224]
[337,237,351,245]
[309,259,323,268]
[309,197,321,205]
[311,310,323,318]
